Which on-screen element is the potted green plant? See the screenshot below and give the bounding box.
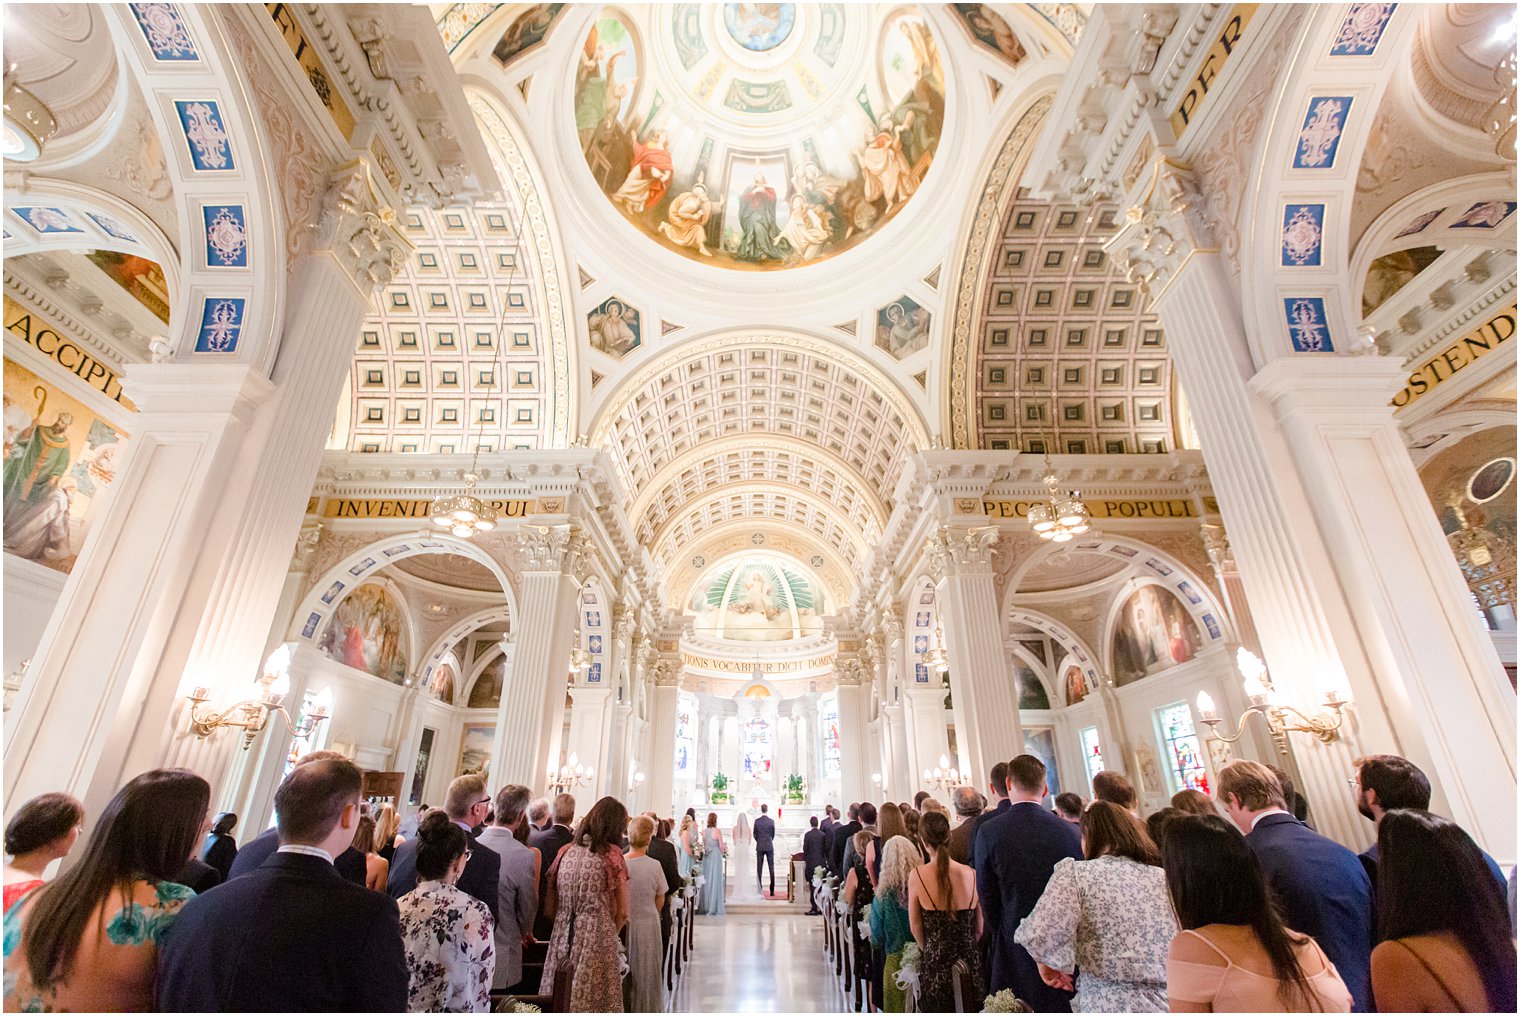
[710,771,730,803]
[784,772,806,804]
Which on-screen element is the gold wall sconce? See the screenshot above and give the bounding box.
[185,646,332,750]
[1195,648,1348,757]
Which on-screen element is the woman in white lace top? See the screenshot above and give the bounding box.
[1015,801,1177,1013]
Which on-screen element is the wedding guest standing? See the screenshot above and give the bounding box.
[390,774,501,924]
[624,816,669,1013]
[947,786,984,865]
[5,770,207,1012]
[397,812,495,1013]
[2,792,83,911]
[910,811,983,1013]
[803,817,828,914]
[870,837,917,1013]
[541,796,630,1012]
[677,813,698,881]
[1163,814,1351,1013]
[843,830,875,909]
[1171,789,1217,817]
[156,757,408,1012]
[699,812,726,916]
[1370,809,1516,1012]
[975,754,1083,1011]
[1218,760,1372,1012]
[200,812,237,881]
[228,750,369,886]
[352,814,390,891]
[530,793,576,940]
[475,785,539,994]
[1016,802,1176,1012]
[642,813,681,951]
[374,802,402,866]
[866,802,904,885]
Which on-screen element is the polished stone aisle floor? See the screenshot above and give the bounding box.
[669,912,845,1012]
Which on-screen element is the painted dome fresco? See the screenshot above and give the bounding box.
[688,554,832,642]
[571,3,947,271]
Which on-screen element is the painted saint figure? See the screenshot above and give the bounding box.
[611,129,673,214]
[658,183,715,255]
[734,174,786,261]
[857,114,917,210]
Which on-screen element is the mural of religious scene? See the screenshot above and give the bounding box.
[493,3,567,65]
[1014,663,1050,710]
[457,723,495,776]
[1062,663,1089,705]
[318,582,409,684]
[428,661,457,705]
[587,295,641,357]
[1111,583,1204,686]
[84,250,171,323]
[875,294,931,359]
[3,358,128,574]
[571,4,945,270]
[467,656,506,709]
[949,4,1028,63]
[688,555,829,641]
[1418,426,1516,623]
[1361,245,1442,316]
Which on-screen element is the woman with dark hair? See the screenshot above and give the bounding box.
[398,811,494,1012]
[1171,789,1218,817]
[540,795,630,1012]
[909,810,983,1012]
[867,801,906,886]
[2,769,208,1011]
[1147,806,1182,851]
[350,813,390,892]
[1016,801,1174,1012]
[1163,814,1351,1012]
[200,811,238,881]
[2,793,84,911]
[1370,809,1517,1012]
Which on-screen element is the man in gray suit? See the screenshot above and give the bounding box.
[476,783,539,994]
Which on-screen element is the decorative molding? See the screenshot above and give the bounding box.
[1105,160,1214,303]
[298,159,411,294]
[928,524,999,580]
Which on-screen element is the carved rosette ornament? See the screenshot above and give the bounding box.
[302,159,412,294]
[1104,159,1214,302]
[928,525,1000,581]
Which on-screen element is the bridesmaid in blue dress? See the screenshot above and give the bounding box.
[699,812,727,915]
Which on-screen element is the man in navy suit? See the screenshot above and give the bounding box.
[820,805,838,836]
[1351,753,1507,892]
[827,803,861,878]
[528,792,576,939]
[969,760,1011,864]
[388,772,501,924]
[974,754,1082,1012]
[1220,759,1374,1013]
[803,816,828,913]
[754,803,777,896]
[157,757,407,1011]
[227,750,369,885]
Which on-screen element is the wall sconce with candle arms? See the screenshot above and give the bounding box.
[922,754,961,792]
[547,751,594,793]
[184,645,332,750]
[1195,648,1349,757]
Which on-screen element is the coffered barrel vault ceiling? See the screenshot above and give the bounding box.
[973,195,1179,454]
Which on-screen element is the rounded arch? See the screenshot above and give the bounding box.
[1005,607,1105,703]
[103,4,287,371]
[464,644,510,710]
[290,533,515,648]
[416,604,515,690]
[1099,574,1228,684]
[1007,643,1054,710]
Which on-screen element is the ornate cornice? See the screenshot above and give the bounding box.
[298,159,412,295]
[517,524,585,575]
[1104,159,1215,304]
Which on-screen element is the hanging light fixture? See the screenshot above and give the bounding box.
[3,65,58,163]
[429,215,520,538]
[1027,405,1092,543]
[924,617,949,674]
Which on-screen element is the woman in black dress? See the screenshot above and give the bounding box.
[909,811,984,1012]
[201,812,237,881]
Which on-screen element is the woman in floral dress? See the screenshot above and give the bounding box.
[541,796,630,1012]
[397,812,494,1012]
[3,769,209,1012]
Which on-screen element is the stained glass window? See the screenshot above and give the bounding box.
[820,693,841,779]
[1159,701,1209,793]
[281,690,322,780]
[1080,726,1104,789]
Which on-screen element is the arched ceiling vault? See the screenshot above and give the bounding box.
[648,481,871,573]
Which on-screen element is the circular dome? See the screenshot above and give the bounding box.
[687,553,832,641]
[568,3,947,271]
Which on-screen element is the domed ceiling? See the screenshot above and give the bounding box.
[569,3,946,270]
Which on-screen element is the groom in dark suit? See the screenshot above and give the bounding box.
[754,804,777,896]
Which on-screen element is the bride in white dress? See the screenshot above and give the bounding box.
[731,810,757,901]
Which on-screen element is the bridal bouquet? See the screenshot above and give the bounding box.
[982,990,1033,1013]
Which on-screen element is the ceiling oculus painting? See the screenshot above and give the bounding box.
[570,3,947,270]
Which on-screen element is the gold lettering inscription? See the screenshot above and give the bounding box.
[4,297,136,409]
[1392,303,1515,410]
[1171,5,1258,140]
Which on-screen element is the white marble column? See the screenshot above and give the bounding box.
[1108,162,1515,851]
[646,665,678,817]
[564,685,614,799]
[835,665,869,804]
[490,526,583,794]
[931,525,1024,791]
[3,164,408,819]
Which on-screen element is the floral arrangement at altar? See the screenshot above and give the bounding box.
[784,772,806,804]
[710,771,731,803]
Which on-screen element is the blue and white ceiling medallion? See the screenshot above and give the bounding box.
[174,100,234,171]
[194,296,246,353]
[130,3,199,61]
[202,205,248,266]
[1280,204,1325,267]
[1293,96,1352,169]
[1329,3,1397,57]
[1283,297,1333,353]
[13,206,83,234]
[87,212,139,243]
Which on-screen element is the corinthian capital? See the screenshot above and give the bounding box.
[612,603,633,644]
[517,524,585,575]
[1104,158,1212,300]
[928,524,999,579]
[290,521,323,572]
[304,159,411,294]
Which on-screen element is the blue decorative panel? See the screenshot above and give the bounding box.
[1177,581,1202,605]
[1293,96,1351,168]
[1112,546,1138,558]
[174,100,234,171]
[131,3,198,59]
[1394,207,1444,238]
[1284,297,1334,353]
[302,612,322,638]
[1449,200,1517,229]
[586,610,601,626]
[914,610,930,627]
[348,557,376,576]
[194,296,246,353]
[913,634,929,654]
[87,212,138,242]
[1329,3,1396,56]
[1202,613,1222,639]
[586,662,602,683]
[1281,204,1325,266]
[914,662,929,683]
[202,205,248,266]
[383,544,411,556]
[1145,557,1173,576]
[13,207,82,234]
[320,580,346,605]
[588,634,604,654]
[919,589,934,604]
